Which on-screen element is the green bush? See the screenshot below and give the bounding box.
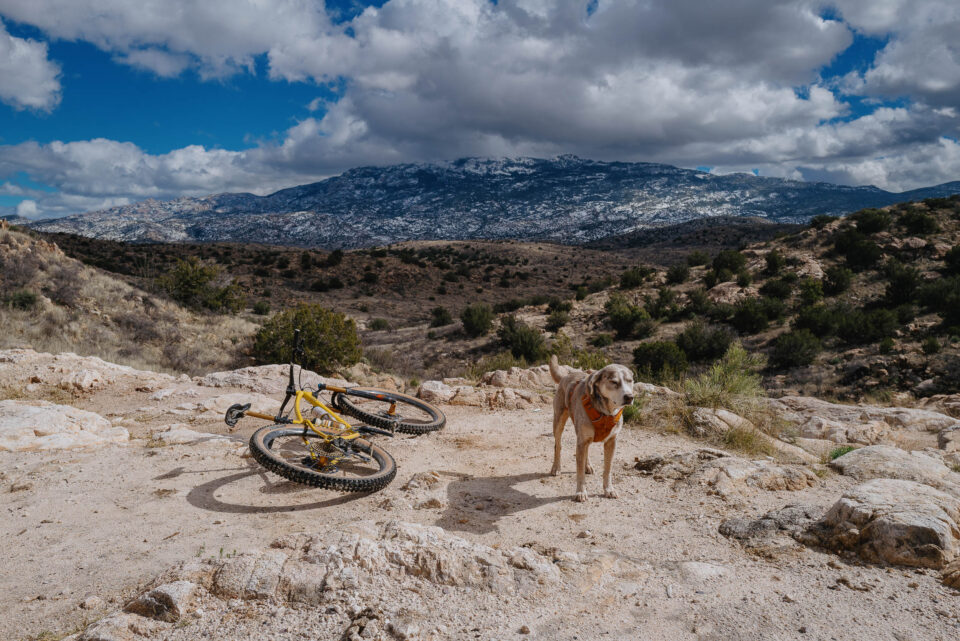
[736,270,752,287]
[878,337,895,354]
[713,250,746,274]
[764,250,786,275]
[252,301,271,315]
[325,249,344,267]
[687,250,711,266]
[798,278,824,306]
[834,229,882,271]
[547,297,573,313]
[362,271,379,284]
[829,445,855,460]
[883,260,921,306]
[684,342,766,412]
[620,265,653,289]
[590,333,614,347]
[851,208,891,234]
[368,318,390,331]
[770,329,821,369]
[683,288,712,316]
[498,316,548,362]
[545,309,570,332]
[675,320,733,362]
[666,263,690,284]
[837,307,898,345]
[944,246,960,275]
[252,303,361,374]
[922,336,941,355]
[793,304,839,337]
[730,298,769,334]
[460,303,494,337]
[6,289,38,310]
[759,278,792,300]
[645,287,679,320]
[633,341,688,381]
[430,306,453,327]
[156,256,244,312]
[823,265,853,295]
[899,210,939,235]
[605,294,655,339]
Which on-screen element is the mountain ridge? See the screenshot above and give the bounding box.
[29,156,960,249]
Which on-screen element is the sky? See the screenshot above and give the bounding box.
[0,0,958,220]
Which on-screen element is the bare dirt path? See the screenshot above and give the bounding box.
[2,377,959,640]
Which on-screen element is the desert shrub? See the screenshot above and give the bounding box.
[851,208,891,234]
[944,246,960,275]
[730,298,769,334]
[793,304,839,337]
[252,303,361,374]
[551,332,611,370]
[683,288,712,316]
[837,307,898,345]
[798,278,824,306]
[645,287,680,320]
[252,301,271,315]
[620,265,653,289]
[823,265,853,295]
[675,320,733,362]
[622,397,647,425]
[879,337,895,354]
[325,249,344,267]
[498,316,548,362]
[633,341,688,381]
[713,250,746,274]
[591,333,614,347]
[574,286,588,300]
[605,294,655,339]
[883,260,921,306]
[899,210,939,235]
[829,445,855,460]
[666,263,690,284]
[684,342,766,412]
[545,309,570,332]
[156,257,244,313]
[687,250,711,266]
[460,303,494,337]
[45,265,80,308]
[810,214,838,230]
[736,270,752,287]
[764,250,786,275]
[703,270,719,289]
[547,297,573,313]
[368,318,390,331]
[770,329,822,369]
[759,278,792,300]
[429,306,453,327]
[833,229,882,271]
[362,272,379,284]
[6,289,38,310]
[922,336,941,355]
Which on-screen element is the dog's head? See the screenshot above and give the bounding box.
[586,364,635,415]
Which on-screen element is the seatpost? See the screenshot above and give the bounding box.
[277,328,303,420]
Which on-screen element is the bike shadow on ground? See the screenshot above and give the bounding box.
[182,460,366,514]
[435,472,567,535]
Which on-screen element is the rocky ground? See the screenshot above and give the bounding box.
[2,350,960,640]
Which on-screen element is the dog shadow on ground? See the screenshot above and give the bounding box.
[182,460,364,514]
[435,472,568,534]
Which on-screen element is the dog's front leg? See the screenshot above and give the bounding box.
[575,440,590,502]
[550,409,568,476]
[602,436,618,498]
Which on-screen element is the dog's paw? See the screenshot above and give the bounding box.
[585,464,594,475]
[575,491,589,502]
[603,487,619,499]
[549,465,560,476]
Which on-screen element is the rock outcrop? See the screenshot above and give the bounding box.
[0,400,128,451]
[829,445,960,497]
[768,396,959,436]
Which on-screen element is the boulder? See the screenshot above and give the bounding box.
[0,400,128,451]
[125,580,196,622]
[418,380,456,404]
[943,558,960,588]
[720,505,824,541]
[920,393,960,419]
[767,396,959,435]
[939,426,960,453]
[481,365,554,390]
[707,282,754,305]
[793,415,888,445]
[688,408,817,464]
[197,393,278,416]
[153,425,239,445]
[797,479,960,568]
[829,445,960,497]
[195,365,349,396]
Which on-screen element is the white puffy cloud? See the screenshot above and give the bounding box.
[0,21,60,111]
[16,199,38,218]
[0,0,958,218]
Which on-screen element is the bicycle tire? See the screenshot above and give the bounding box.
[248,424,396,492]
[332,388,446,434]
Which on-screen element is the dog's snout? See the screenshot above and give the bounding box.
[623,393,635,405]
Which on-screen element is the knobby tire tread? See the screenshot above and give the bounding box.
[332,388,445,434]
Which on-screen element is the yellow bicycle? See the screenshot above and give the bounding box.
[225,330,444,491]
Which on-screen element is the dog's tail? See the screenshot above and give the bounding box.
[549,355,566,384]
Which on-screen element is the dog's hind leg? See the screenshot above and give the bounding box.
[602,436,618,498]
[549,408,568,476]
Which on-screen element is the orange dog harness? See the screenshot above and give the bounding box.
[581,393,623,442]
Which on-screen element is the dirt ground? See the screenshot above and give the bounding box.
[2,376,959,641]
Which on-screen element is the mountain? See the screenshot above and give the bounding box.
[29,156,960,249]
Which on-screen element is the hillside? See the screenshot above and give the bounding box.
[29,156,960,249]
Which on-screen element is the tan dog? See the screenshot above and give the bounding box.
[548,355,635,502]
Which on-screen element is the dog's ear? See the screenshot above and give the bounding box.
[585,369,602,400]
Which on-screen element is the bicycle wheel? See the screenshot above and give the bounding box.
[332,388,446,434]
[248,425,396,492]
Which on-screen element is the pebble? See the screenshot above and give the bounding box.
[519,625,531,634]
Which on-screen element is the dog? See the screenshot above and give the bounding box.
[548,355,635,502]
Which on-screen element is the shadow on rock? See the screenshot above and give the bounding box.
[436,472,565,534]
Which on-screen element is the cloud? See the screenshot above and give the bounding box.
[0,0,958,218]
[16,199,38,218]
[0,21,60,111]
